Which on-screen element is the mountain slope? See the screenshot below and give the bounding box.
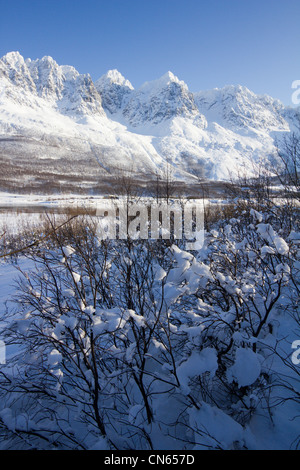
[0,51,299,193]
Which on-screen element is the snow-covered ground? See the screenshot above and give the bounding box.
[0,191,109,208]
[0,258,34,362]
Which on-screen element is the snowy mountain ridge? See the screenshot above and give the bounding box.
[0,51,299,190]
[7,51,105,116]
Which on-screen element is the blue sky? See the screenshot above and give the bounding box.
[0,0,299,104]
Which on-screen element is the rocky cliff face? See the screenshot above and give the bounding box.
[0,51,105,116]
[121,72,204,127]
[95,69,133,114]
[194,85,289,132]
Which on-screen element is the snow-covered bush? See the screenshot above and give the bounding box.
[0,204,299,449]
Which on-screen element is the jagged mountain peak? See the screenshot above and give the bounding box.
[29,54,58,65]
[139,71,188,93]
[0,51,37,96]
[60,65,79,81]
[95,69,134,114]
[122,70,200,127]
[0,51,105,117]
[26,55,81,83]
[194,83,287,131]
[211,83,283,108]
[97,69,134,90]
[1,51,25,67]
[25,55,79,82]
[25,55,65,100]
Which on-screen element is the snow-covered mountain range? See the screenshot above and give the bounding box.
[0,51,299,193]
